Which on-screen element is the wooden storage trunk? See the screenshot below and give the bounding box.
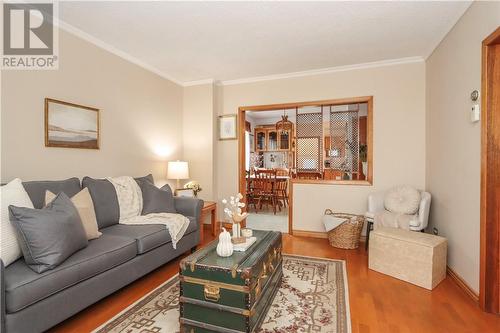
[368,227,447,290]
[179,230,282,333]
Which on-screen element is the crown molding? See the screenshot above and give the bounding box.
[55,19,185,86]
[183,78,215,87]
[54,18,424,88]
[220,56,424,86]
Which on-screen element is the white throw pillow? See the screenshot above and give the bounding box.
[0,178,34,266]
[384,185,421,215]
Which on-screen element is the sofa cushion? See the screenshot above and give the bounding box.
[101,216,198,254]
[101,224,170,254]
[82,177,120,229]
[22,178,81,209]
[9,193,88,273]
[4,233,136,313]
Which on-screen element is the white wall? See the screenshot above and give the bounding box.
[217,61,427,228]
[1,28,183,187]
[183,84,216,201]
[425,1,500,293]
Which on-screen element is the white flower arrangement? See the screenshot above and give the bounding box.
[183,181,202,195]
[222,193,247,220]
[222,193,248,239]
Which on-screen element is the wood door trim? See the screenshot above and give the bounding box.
[238,107,292,233]
[238,107,247,228]
[239,96,372,112]
[238,96,374,236]
[480,26,500,313]
[291,179,372,186]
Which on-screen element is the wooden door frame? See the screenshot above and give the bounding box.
[480,26,500,313]
[237,96,373,236]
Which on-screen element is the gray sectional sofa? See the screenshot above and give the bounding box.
[0,176,203,333]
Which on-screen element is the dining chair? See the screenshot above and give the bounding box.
[275,178,289,208]
[253,169,279,214]
[245,170,257,211]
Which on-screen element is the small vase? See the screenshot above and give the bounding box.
[231,213,248,239]
[232,222,241,238]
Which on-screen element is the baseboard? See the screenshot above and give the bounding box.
[292,230,367,243]
[292,230,328,238]
[447,266,479,303]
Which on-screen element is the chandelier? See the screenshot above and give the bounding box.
[275,108,293,133]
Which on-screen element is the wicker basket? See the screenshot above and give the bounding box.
[324,209,365,249]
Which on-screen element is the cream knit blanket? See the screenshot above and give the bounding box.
[107,176,189,249]
[373,211,418,231]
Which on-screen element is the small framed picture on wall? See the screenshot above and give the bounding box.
[219,114,237,140]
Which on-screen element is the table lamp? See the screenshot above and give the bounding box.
[167,160,189,189]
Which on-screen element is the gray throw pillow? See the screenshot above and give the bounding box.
[135,174,154,185]
[22,177,81,209]
[138,181,176,215]
[82,176,120,229]
[9,192,88,273]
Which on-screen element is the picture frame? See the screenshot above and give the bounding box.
[175,188,195,198]
[45,98,100,149]
[219,114,237,140]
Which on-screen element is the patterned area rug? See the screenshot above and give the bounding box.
[93,255,351,333]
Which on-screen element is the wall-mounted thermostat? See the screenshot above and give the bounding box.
[471,104,480,122]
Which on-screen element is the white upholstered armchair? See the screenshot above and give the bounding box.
[364,188,431,250]
[365,190,431,232]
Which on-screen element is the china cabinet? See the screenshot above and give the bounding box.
[254,125,293,152]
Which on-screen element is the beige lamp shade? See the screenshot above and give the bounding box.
[167,161,189,180]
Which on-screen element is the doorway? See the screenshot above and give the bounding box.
[238,97,373,235]
[241,108,293,233]
[480,26,500,314]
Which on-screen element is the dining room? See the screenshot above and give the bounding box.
[244,109,292,233]
[240,97,372,234]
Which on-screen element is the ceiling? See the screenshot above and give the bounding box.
[59,1,471,85]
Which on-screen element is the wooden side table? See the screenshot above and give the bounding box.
[200,201,217,243]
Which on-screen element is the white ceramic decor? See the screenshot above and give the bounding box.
[216,228,234,257]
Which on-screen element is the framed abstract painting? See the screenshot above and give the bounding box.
[45,98,100,149]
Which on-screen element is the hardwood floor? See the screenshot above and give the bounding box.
[50,226,500,333]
